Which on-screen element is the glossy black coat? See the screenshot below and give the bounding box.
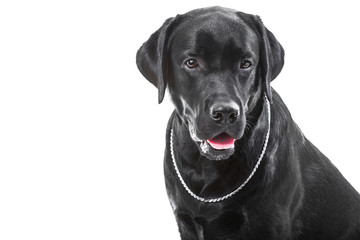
[137,6,360,239]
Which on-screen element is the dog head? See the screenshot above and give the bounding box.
[136,7,284,160]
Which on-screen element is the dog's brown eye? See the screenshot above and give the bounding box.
[240,60,252,69]
[184,59,199,69]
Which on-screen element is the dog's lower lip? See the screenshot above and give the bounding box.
[199,140,235,160]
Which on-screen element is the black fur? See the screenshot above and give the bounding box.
[136,6,360,239]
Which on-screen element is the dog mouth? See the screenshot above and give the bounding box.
[206,133,235,150]
[198,133,236,161]
[187,122,239,160]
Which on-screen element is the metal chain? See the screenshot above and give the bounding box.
[170,96,271,203]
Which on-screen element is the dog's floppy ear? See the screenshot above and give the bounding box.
[136,17,178,104]
[253,16,285,103]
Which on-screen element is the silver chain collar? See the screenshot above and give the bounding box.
[169,96,271,203]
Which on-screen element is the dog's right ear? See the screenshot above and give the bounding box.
[136,17,179,104]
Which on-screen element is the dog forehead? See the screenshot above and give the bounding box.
[170,10,259,57]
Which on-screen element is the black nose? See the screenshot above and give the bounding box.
[210,101,240,124]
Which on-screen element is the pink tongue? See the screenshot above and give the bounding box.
[207,133,235,150]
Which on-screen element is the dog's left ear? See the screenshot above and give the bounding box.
[252,16,285,103]
[136,17,179,104]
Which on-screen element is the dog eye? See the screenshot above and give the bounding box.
[240,60,252,69]
[184,59,199,69]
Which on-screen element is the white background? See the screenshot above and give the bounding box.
[0,0,359,239]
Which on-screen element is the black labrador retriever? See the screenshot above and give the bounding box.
[136,6,360,239]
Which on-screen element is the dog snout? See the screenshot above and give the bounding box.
[210,101,240,125]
